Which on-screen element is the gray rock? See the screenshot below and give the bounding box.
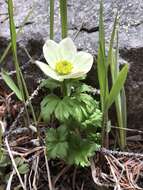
[0,0,143,129]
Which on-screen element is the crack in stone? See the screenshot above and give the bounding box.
[0,16,9,24]
[15,21,34,29]
[71,25,99,34]
[80,26,99,33]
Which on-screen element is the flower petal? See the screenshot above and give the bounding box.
[62,72,86,79]
[35,61,64,81]
[59,37,77,60]
[43,39,60,69]
[73,51,93,74]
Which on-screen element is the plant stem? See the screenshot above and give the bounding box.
[62,80,67,97]
[60,0,68,39]
[19,70,37,125]
[101,110,109,148]
[50,0,55,39]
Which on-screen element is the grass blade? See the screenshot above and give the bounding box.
[7,0,37,125]
[1,70,23,101]
[107,12,118,67]
[110,29,127,149]
[97,0,108,111]
[99,0,106,59]
[7,0,24,96]
[97,44,106,110]
[105,64,128,110]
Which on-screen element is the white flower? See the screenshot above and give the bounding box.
[35,37,93,81]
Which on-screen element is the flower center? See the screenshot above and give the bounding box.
[55,60,73,75]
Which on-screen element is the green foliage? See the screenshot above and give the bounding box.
[75,83,94,93]
[67,134,100,167]
[110,32,127,149]
[41,90,102,125]
[40,78,61,91]
[105,64,128,110]
[97,0,128,148]
[54,97,73,121]
[41,95,60,121]
[1,69,23,101]
[7,0,23,94]
[43,80,102,166]
[46,125,101,167]
[0,154,11,168]
[0,154,29,183]
[6,0,37,125]
[15,157,29,174]
[46,125,69,159]
[82,109,102,129]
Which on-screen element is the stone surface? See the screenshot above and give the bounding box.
[0,0,143,128]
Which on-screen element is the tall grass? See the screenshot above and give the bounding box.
[97,0,128,149]
[2,0,37,125]
[110,31,127,149]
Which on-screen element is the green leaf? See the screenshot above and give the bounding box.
[1,70,23,101]
[97,0,110,112]
[107,12,118,67]
[8,0,17,56]
[76,84,93,93]
[0,154,11,167]
[57,125,68,141]
[41,95,60,121]
[77,93,99,114]
[67,135,99,167]
[82,109,102,128]
[54,97,73,122]
[15,157,24,166]
[40,78,61,90]
[105,64,128,110]
[78,93,94,105]
[18,163,29,174]
[47,141,68,159]
[110,31,127,149]
[46,125,68,142]
[97,45,106,108]
[46,126,69,159]
[99,0,106,59]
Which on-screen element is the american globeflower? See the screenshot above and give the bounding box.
[35,37,93,81]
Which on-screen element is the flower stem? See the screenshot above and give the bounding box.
[101,110,109,148]
[50,0,55,39]
[62,80,67,97]
[60,0,68,39]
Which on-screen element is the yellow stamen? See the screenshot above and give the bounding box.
[55,60,73,75]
